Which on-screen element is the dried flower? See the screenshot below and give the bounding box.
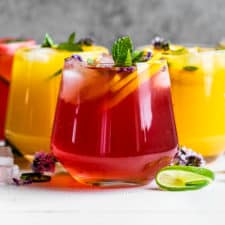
[12,178,33,186]
[152,36,170,51]
[173,146,205,167]
[31,152,56,174]
[71,54,83,62]
[117,66,136,73]
[142,51,152,61]
[77,38,94,46]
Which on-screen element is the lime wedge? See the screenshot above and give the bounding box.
[156,166,215,191]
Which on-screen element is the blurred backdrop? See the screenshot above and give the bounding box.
[0,0,224,47]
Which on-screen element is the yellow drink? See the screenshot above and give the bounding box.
[5,45,108,157]
[141,44,225,158]
[168,50,225,158]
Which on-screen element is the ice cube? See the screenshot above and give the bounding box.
[23,47,57,62]
[0,146,19,185]
[97,54,114,65]
[0,146,13,166]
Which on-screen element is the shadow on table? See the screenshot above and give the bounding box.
[26,172,159,192]
[15,155,161,192]
[26,172,160,193]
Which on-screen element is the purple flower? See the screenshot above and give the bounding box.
[151,36,170,51]
[117,66,135,73]
[12,178,33,186]
[71,54,83,62]
[173,146,205,167]
[77,38,94,46]
[161,65,167,72]
[31,152,56,174]
[142,51,152,61]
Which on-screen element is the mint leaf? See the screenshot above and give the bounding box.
[41,33,55,48]
[112,36,150,67]
[57,42,82,51]
[57,32,83,52]
[48,69,62,80]
[183,66,198,71]
[112,36,133,66]
[68,32,76,44]
[170,47,188,55]
[124,49,132,66]
[132,50,144,63]
[87,58,95,65]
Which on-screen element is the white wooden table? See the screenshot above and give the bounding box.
[1,156,225,225]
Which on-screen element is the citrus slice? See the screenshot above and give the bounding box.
[156,166,215,191]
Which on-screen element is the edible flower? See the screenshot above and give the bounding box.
[31,151,56,174]
[173,146,205,167]
[151,36,170,51]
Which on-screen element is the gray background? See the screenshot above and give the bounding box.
[0,0,224,48]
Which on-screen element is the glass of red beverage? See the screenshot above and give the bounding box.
[0,38,35,140]
[51,55,178,186]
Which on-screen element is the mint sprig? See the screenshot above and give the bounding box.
[112,36,150,67]
[57,32,83,51]
[112,36,133,66]
[41,32,93,52]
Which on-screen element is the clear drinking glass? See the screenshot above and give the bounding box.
[166,50,225,160]
[5,45,108,158]
[0,38,35,141]
[51,55,178,186]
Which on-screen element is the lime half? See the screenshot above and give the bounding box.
[156,166,215,191]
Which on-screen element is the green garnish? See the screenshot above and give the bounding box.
[47,69,62,80]
[170,47,188,55]
[112,36,133,66]
[132,51,144,63]
[41,33,56,48]
[156,165,214,191]
[41,32,92,52]
[87,58,95,65]
[57,32,83,51]
[183,66,199,71]
[112,36,147,67]
[21,172,51,183]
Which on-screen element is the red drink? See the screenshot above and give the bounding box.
[0,77,9,139]
[0,38,35,140]
[51,56,178,186]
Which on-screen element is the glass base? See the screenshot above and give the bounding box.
[74,176,149,187]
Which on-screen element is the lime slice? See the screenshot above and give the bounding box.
[156,166,215,191]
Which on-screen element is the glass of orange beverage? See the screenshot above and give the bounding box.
[141,38,225,159]
[5,35,108,158]
[166,50,225,160]
[0,38,35,141]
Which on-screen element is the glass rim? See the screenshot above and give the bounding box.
[15,45,107,54]
[138,44,225,57]
[65,56,167,71]
[165,49,225,59]
[0,38,34,45]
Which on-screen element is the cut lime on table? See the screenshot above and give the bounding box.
[156,166,215,191]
